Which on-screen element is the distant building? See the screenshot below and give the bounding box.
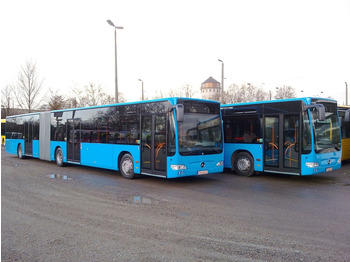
[200,76,220,101]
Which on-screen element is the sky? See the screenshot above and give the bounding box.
[1,0,349,105]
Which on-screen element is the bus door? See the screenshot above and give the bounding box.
[141,114,167,177]
[24,120,33,156]
[67,119,81,163]
[264,114,301,174]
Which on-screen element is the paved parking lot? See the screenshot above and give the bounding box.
[2,147,350,261]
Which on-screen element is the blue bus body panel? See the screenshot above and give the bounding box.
[223,143,263,172]
[80,143,140,172]
[301,151,341,175]
[50,141,67,162]
[32,140,39,158]
[166,153,224,178]
[5,139,23,155]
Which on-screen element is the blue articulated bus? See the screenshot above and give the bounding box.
[221,97,341,176]
[5,98,224,179]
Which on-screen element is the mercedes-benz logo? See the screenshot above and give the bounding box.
[201,162,205,168]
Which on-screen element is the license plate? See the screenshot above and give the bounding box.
[326,167,333,172]
[198,170,208,175]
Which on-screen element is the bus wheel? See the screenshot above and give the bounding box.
[120,154,135,179]
[234,152,254,177]
[17,144,23,159]
[55,148,64,167]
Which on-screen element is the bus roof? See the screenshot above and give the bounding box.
[6,97,220,118]
[50,97,219,113]
[221,97,337,108]
[5,112,40,119]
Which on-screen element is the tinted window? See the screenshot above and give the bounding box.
[224,114,262,143]
[179,100,220,115]
[141,102,168,114]
[75,106,140,145]
[51,111,71,141]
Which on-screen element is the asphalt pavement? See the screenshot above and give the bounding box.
[2,147,350,261]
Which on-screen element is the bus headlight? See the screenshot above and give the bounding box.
[305,162,319,168]
[337,158,341,164]
[171,165,187,170]
[216,161,224,166]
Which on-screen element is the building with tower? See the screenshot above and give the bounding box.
[200,77,221,101]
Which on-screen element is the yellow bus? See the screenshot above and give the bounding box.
[338,106,350,161]
[1,119,5,145]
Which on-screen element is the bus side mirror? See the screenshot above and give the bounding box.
[345,109,350,123]
[176,104,184,122]
[316,104,325,121]
[305,104,325,121]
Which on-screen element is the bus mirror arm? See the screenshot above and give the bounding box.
[304,104,325,121]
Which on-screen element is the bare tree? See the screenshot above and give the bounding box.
[168,88,182,97]
[1,85,13,117]
[12,60,45,112]
[69,83,123,108]
[182,84,197,98]
[224,83,269,103]
[43,89,67,110]
[168,84,197,98]
[152,90,164,99]
[274,85,296,99]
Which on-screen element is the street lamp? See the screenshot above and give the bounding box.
[346,82,348,105]
[218,59,224,104]
[138,79,144,101]
[107,19,124,103]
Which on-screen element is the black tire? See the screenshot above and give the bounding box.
[55,148,65,167]
[233,152,254,177]
[120,154,135,179]
[17,144,23,159]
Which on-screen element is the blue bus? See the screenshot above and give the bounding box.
[221,97,341,176]
[5,98,224,179]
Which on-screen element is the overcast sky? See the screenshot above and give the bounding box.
[1,0,349,105]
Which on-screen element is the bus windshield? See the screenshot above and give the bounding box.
[178,101,223,156]
[311,102,341,153]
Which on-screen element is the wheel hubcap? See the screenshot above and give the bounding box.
[237,157,251,171]
[122,158,133,174]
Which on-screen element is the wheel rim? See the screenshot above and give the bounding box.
[18,145,23,158]
[237,157,251,172]
[56,150,63,165]
[122,158,133,175]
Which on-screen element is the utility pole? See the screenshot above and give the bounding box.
[218,59,224,104]
[107,20,124,103]
[139,79,144,101]
[346,82,348,105]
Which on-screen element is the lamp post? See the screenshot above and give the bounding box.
[107,19,124,103]
[218,59,224,104]
[346,82,348,105]
[138,79,144,101]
